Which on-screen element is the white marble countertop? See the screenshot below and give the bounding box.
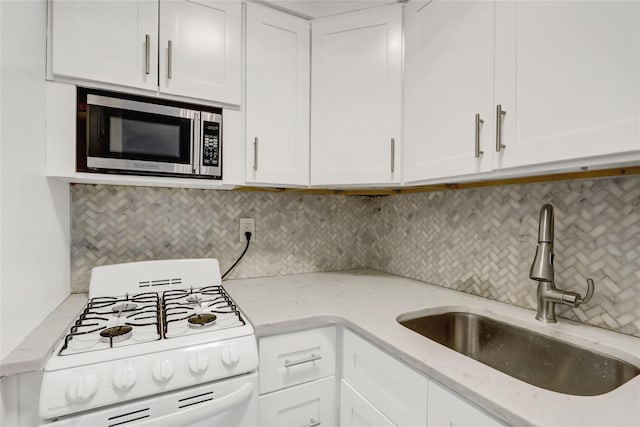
[0,294,88,377]
[223,270,640,427]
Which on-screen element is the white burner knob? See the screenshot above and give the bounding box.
[113,365,137,392]
[152,359,174,384]
[221,346,239,367]
[66,372,98,404]
[188,352,209,376]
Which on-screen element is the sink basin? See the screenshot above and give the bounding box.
[399,311,640,396]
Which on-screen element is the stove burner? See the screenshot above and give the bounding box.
[99,325,133,343]
[111,303,138,314]
[187,313,217,328]
[186,295,203,305]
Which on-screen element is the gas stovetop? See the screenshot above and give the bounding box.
[59,285,247,357]
[48,259,254,365]
[39,259,259,420]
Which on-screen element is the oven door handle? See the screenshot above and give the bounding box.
[133,382,254,426]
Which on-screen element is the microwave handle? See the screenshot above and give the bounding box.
[192,113,201,175]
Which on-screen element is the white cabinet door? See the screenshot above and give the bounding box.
[50,0,158,91]
[340,380,396,427]
[259,376,336,427]
[495,1,640,169]
[245,3,310,186]
[342,329,428,426]
[428,381,504,427]
[159,0,241,105]
[311,4,402,186]
[404,0,494,183]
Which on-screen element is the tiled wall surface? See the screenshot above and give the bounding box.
[71,175,640,337]
[71,185,374,293]
[368,176,640,337]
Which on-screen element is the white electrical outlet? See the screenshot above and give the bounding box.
[239,218,255,242]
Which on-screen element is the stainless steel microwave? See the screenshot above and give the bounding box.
[77,89,222,179]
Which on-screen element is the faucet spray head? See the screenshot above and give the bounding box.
[530,204,555,282]
[537,204,554,243]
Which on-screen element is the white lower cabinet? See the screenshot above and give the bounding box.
[427,381,503,427]
[259,376,336,427]
[259,327,505,427]
[342,329,428,426]
[340,380,395,427]
[341,328,505,427]
[258,327,337,426]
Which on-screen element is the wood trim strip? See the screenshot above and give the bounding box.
[233,166,640,196]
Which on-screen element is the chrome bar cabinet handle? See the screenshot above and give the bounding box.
[253,137,258,171]
[284,354,321,368]
[302,419,321,427]
[144,34,150,75]
[390,138,395,173]
[496,104,506,152]
[167,40,173,79]
[475,113,484,158]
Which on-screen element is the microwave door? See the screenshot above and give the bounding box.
[86,95,197,176]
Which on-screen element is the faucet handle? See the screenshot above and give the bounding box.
[561,278,595,307]
[578,278,595,305]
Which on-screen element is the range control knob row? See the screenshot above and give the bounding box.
[66,372,99,404]
[112,365,137,392]
[152,359,174,384]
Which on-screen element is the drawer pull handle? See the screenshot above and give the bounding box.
[284,354,321,368]
[302,419,321,427]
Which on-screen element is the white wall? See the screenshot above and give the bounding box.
[0,0,70,360]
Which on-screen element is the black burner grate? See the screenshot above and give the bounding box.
[163,286,246,337]
[60,292,161,354]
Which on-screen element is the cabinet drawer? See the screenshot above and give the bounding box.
[342,329,428,426]
[259,376,336,427]
[259,326,336,394]
[340,379,396,427]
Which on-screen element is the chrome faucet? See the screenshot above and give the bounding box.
[529,204,595,322]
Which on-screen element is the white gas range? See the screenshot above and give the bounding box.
[39,259,259,426]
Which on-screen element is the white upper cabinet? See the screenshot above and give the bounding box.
[494,1,640,169]
[404,0,640,184]
[404,0,495,183]
[159,0,241,105]
[50,0,158,91]
[311,4,402,186]
[245,3,310,186]
[49,0,241,105]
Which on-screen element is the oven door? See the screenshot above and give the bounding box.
[39,372,258,427]
[86,94,198,176]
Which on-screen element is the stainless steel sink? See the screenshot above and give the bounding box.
[399,311,640,396]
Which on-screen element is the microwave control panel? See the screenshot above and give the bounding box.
[202,121,220,167]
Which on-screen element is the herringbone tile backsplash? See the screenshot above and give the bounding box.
[71,175,640,337]
[71,186,374,293]
[367,176,640,337]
